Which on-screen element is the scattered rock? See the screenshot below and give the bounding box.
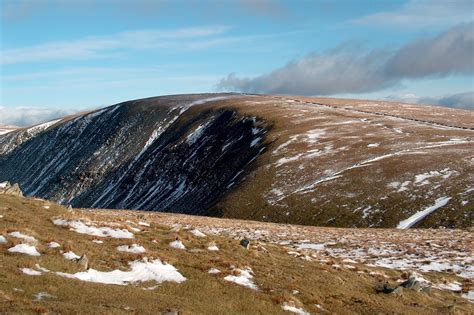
[77,254,89,270]
[0,182,23,197]
[240,239,250,249]
[392,287,404,295]
[375,283,395,294]
[377,276,431,295]
[170,225,182,233]
[421,286,432,293]
[400,277,419,289]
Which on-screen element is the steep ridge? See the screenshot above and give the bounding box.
[0,93,472,228]
[0,94,267,216]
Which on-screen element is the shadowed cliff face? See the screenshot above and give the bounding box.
[0,94,268,216]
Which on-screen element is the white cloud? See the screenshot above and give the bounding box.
[0,106,78,127]
[352,0,473,27]
[385,91,474,109]
[0,25,230,65]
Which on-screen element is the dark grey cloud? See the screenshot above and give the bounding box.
[386,23,474,78]
[218,23,474,96]
[219,48,394,95]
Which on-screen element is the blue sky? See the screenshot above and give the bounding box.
[1,0,473,126]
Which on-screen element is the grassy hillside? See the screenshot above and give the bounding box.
[209,95,474,228]
[0,94,472,229]
[0,194,472,314]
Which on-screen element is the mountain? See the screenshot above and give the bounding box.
[0,93,472,228]
[0,124,18,136]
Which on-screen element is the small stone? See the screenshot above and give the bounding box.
[170,225,182,232]
[391,287,403,295]
[77,254,89,270]
[421,286,432,293]
[161,309,179,315]
[375,283,395,294]
[400,277,417,289]
[240,239,250,249]
[412,282,422,292]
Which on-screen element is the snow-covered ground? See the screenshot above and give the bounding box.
[169,240,186,249]
[281,302,310,315]
[63,251,80,260]
[117,244,146,254]
[156,215,474,283]
[397,196,451,229]
[55,259,186,285]
[224,267,258,290]
[8,244,41,256]
[53,218,134,239]
[8,231,38,243]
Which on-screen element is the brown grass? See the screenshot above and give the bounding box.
[0,194,472,314]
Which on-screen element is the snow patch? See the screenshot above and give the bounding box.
[190,229,206,237]
[53,218,134,239]
[224,267,258,290]
[21,268,42,276]
[27,119,61,136]
[297,243,325,250]
[63,251,80,260]
[117,244,146,254]
[208,245,219,251]
[434,282,462,292]
[56,259,186,285]
[8,244,40,256]
[8,231,37,243]
[462,291,474,302]
[397,197,452,229]
[281,302,310,315]
[169,240,186,250]
[186,122,210,145]
[34,292,56,301]
[47,242,60,248]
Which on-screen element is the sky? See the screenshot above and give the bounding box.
[1,0,473,126]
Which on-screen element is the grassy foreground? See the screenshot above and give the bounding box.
[0,194,472,314]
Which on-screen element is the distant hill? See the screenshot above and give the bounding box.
[0,124,18,136]
[0,93,472,228]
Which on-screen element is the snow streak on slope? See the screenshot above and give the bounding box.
[0,118,63,155]
[397,197,452,229]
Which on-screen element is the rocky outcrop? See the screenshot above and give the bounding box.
[0,182,23,197]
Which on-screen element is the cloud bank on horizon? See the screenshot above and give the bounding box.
[0,107,77,127]
[1,0,473,127]
[218,22,474,109]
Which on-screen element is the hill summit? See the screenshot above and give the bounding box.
[0,93,472,228]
